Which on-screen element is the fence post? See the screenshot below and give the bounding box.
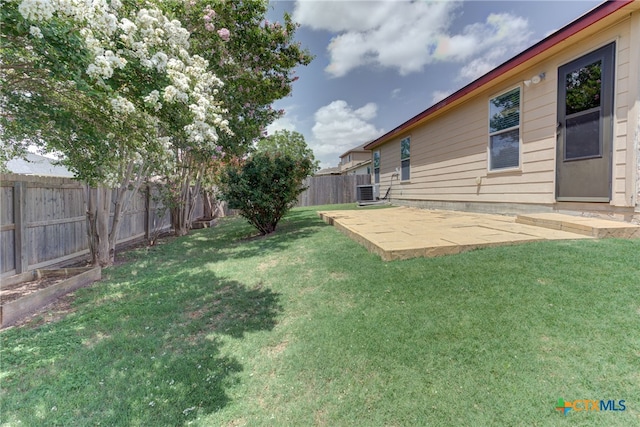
[145,184,153,240]
[13,181,28,273]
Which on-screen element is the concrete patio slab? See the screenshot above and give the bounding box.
[318,207,600,261]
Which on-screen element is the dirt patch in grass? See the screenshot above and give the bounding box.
[257,259,280,272]
[187,309,207,319]
[82,331,112,348]
[265,340,289,357]
[226,418,247,427]
[112,233,176,266]
[4,291,77,329]
[314,409,327,426]
[0,276,67,304]
[329,272,347,281]
[1,267,101,329]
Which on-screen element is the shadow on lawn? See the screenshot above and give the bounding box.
[141,210,327,270]
[218,209,327,261]
[0,276,282,426]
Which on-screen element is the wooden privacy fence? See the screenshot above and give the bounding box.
[0,174,179,277]
[296,174,371,207]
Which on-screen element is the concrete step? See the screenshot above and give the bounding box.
[516,213,640,238]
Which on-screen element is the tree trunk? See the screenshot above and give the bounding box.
[171,204,188,236]
[85,186,99,266]
[83,162,148,266]
[107,185,127,265]
[84,186,111,266]
[94,187,113,267]
[213,198,227,218]
[202,190,214,219]
[170,161,204,236]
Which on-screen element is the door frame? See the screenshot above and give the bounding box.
[555,42,616,202]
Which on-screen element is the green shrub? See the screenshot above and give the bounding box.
[219,152,313,235]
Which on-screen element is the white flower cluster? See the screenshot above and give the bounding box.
[119,18,137,35]
[143,90,162,112]
[150,52,168,72]
[29,25,43,38]
[184,120,219,144]
[110,95,135,115]
[17,0,230,148]
[18,0,54,21]
[87,50,127,79]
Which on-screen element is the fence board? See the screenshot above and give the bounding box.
[0,186,15,274]
[14,182,27,273]
[296,174,371,207]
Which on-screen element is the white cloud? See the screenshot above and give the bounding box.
[294,1,532,78]
[266,116,297,135]
[354,102,377,121]
[390,88,401,99]
[310,100,383,166]
[293,0,399,33]
[457,55,500,82]
[435,14,529,60]
[431,90,453,104]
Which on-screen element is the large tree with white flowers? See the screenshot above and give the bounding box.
[1,0,230,265]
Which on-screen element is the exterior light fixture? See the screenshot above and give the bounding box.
[524,72,546,87]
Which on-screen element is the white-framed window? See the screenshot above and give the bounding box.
[488,87,521,170]
[400,137,410,181]
[373,151,380,184]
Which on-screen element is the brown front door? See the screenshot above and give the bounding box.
[556,42,615,202]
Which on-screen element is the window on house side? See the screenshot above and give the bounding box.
[373,151,380,184]
[489,87,520,170]
[400,137,410,180]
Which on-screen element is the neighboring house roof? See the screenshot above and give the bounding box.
[339,141,372,159]
[365,0,635,151]
[315,166,341,176]
[6,153,74,177]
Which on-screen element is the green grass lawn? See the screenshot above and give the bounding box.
[1,204,639,426]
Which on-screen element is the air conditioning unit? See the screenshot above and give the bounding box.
[356,184,374,202]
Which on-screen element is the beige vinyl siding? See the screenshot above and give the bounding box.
[353,152,371,162]
[630,11,640,211]
[382,89,556,205]
[378,11,638,208]
[377,142,399,196]
[612,21,632,206]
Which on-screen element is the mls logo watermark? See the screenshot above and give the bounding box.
[555,398,626,415]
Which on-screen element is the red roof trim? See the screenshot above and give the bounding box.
[364,0,633,150]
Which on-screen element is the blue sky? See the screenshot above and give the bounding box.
[265,0,602,168]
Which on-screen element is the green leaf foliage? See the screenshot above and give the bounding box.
[565,60,602,115]
[218,152,314,235]
[156,0,314,156]
[255,129,319,172]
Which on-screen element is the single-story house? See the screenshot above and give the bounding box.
[364,0,640,221]
[5,153,74,178]
[315,166,342,176]
[339,143,371,175]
